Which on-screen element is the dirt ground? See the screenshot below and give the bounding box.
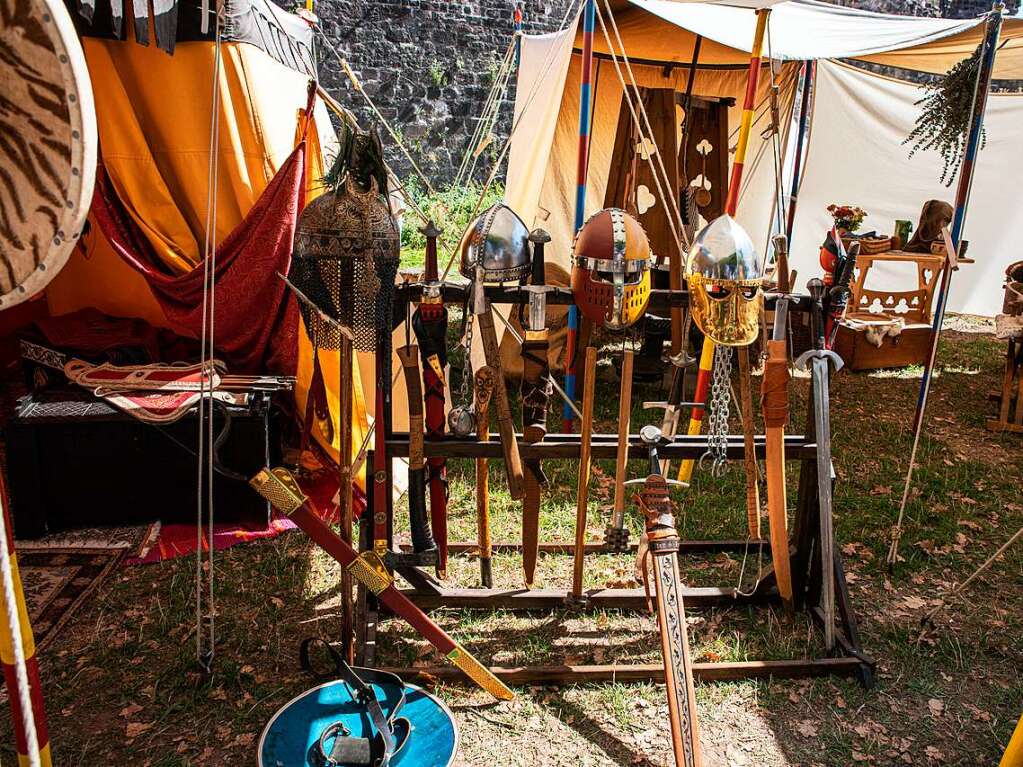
[2,327,1021,766]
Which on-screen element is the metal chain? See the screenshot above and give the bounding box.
[700,345,733,476]
[458,307,476,409]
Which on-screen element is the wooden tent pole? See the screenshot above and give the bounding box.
[888,2,1004,571]
[562,0,596,432]
[785,60,815,242]
[0,471,51,767]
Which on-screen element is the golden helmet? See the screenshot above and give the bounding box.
[686,215,763,347]
[570,208,651,330]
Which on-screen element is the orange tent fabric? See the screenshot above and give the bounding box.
[45,29,366,471]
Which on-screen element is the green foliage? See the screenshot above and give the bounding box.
[905,44,986,187]
[399,179,505,266]
[429,60,447,87]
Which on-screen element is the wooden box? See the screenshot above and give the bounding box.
[834,250,944,371]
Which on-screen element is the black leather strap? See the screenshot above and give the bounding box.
[304,647,409,767]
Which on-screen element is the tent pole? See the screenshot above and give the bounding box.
[676,6,770,484]
[785,60,815,242]
[0,470,51,767]
[888,1,1004,571]
[562,0,596,431]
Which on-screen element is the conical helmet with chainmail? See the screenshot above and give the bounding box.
[289,125,399,352]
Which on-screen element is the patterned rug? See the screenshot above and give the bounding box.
[15,545,123,652]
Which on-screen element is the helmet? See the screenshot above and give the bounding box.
[686,215,763,347]
[570,208,651,330]
[459,203,531,282]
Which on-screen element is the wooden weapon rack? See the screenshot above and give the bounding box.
[354,285,875,689]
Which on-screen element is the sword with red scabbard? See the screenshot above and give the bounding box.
[250,467,515,701]
[411,221,451,577]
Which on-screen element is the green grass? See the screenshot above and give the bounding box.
[5,329,1022,765]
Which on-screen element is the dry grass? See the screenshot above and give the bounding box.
[3,329,1021,766]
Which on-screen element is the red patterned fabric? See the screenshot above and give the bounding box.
[125,470,364,565]
[91,144,306,374]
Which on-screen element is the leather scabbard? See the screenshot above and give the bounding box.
[761,338,793,607]
[520,330,550,588]
[396,345,437,556]
[476,307,525,500]
[412,305,449,574]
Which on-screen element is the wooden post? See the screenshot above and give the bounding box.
[572,347,599,598]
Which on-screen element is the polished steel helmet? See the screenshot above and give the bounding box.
[570,208,651,330]
[686,214,763,347]
[459,203,531,282]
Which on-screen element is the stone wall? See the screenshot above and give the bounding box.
[312,0,1014,185]
[315,1,576,185]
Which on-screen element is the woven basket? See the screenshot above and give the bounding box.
[842,236,893,255]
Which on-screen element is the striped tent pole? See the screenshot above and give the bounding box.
[0,471,51,767]
[785,60,815,242]
[677,7,770,483]
[888,1,1003,570]
[562,0,596,431]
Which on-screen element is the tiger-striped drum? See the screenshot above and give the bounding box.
[0,0,96,309]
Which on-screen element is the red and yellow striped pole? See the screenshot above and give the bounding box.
[0,472,51,767]
[678,7,770,484]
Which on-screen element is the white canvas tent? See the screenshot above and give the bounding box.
[507,0,1023,316]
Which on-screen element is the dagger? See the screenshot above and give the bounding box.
[520,229,556,587]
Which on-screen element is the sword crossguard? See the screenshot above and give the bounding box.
[795,348,844,373]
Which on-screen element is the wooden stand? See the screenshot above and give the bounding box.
[987,336,1023,433]
[834,250,945,371]
[353,285,874,689]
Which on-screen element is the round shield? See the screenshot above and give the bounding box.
[0,0,97,309]
[258,676,459,767]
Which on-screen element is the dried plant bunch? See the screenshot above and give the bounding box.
[905,44,985,187]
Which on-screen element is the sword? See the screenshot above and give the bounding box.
[396,344,439,565]
[795,346,844,651]
[250,468,515,702]
[630,426,703,767]
[473,266,525,500]
[411,222,451,577]
[605,350,635,552]
[643,348,696,477]
[520,229,556,587]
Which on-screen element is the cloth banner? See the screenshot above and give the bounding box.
[91,143,303,373]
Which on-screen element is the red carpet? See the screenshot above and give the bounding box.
[125,471,359,565]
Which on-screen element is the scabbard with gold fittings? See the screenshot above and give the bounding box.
[251,468,515,701]
[630,425,701,767]
[520,229,555,587]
